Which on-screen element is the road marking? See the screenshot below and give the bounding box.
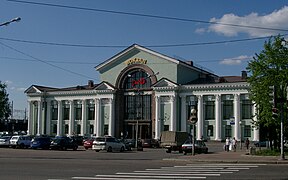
[72,163,265,180]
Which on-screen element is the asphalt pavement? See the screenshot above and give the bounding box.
[164,141,288,164]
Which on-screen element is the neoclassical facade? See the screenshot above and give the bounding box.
[25,44,259,142]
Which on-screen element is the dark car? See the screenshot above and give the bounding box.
[31,137,51,149]
[50,137,78,150]
[70,136,84,146]
[142,139,160,148]
[181,140,208,155]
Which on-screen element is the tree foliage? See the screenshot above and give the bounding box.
[247,35,288,145]
[0,81,11,119]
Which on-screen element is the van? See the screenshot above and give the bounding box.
[10,135,32,148]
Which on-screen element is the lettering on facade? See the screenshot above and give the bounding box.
[124,58,147,66]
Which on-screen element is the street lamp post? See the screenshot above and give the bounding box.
[239,121,242,150]
[0,17,21,27]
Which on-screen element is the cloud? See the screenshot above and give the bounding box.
[4,80,13,85]
[208,6,288,37]
[220,55,252,65]
[195,28,206,34]
[16,87,26,92]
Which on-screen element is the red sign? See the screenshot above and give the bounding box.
[132,78,146,87]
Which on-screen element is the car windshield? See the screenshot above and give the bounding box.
[96,137,105,142]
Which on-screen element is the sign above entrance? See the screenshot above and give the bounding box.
[125,58,147,66]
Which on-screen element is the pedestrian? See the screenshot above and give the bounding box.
[232,137,237,152]
[225,137,230,152]
[245,138,250,150]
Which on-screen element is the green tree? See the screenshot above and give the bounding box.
[0,81,11,120]
[247,35,288,149]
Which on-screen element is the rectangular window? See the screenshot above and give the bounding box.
[164,125,169,131]
[223,100,233,119]
[52,124,57,134]
[63,106,70,120]
[88,106,95,120]
[64,124,69,134]
[124,95,151,120]
[244,125,251,137]
[104,125,108,135]
[205,101,215,120]
[225,125,232,137]
[242,100,252,119]
[75,105,82,120]
[76,124,81,134]
[51,106,58,120]
[207,125,213,136]
[90,125,94,134]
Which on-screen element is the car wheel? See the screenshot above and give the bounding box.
[120,146,124,152]
[107,146,112,152]
[73,146,77,151]
[19,143,24,149]
[95,150,100,152]
[184,151,187,155]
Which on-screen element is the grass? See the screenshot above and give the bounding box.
[255,148,287,156]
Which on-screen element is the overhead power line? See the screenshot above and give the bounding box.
[7,0,288,32]
[1,34,287,48]
[0,41,98,81]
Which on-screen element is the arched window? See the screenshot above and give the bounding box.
[124,69,151,89]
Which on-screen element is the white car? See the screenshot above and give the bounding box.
[0,136,12,147]
[9,135,32,148]
[92,136,125,152]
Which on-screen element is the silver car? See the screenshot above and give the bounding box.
[0,136,11,147]
[92,136,125,152]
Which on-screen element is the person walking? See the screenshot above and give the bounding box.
[232,137,237,152]
[245,138,250,150]
[225,137,230,152]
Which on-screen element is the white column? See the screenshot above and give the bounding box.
[154,96,160,139]
[81,100,87,136]
[170,95,177,131]
[108,97,115,136]
[234,94,241,140]
[215,94,222,141]
[95,98,101,137]
[27,101,33,135]
[252,103,259,141]
[46,100,51,135]
[197,95,203,140]
[69,100,75,135]
[37,100,43,135]
[57,100,63,136]
[180,95,187,132]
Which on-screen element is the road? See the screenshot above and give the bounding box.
[0,147,287,180]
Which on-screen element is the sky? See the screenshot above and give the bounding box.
[1,0,288,112]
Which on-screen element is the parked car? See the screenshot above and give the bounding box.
[83,138,95,150]
[0,136,11,147]
[92,136,125,152]
[142,139,160,148]
[50,136,78,150]
[30,136,51,149]
[120,139,143,151]
[181,139,208,155]
[70,135,84,146]
[9,135,33,149]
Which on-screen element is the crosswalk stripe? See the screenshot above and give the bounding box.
[116,172,220,176]
[136,170,233,174]
[72,163,265,180]
[96,174,207,179]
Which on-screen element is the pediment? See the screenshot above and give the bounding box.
[25,85,44,94]
[94,81,115,91]
[152,78,178,88]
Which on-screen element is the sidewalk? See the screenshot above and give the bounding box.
[165,149,288,164]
